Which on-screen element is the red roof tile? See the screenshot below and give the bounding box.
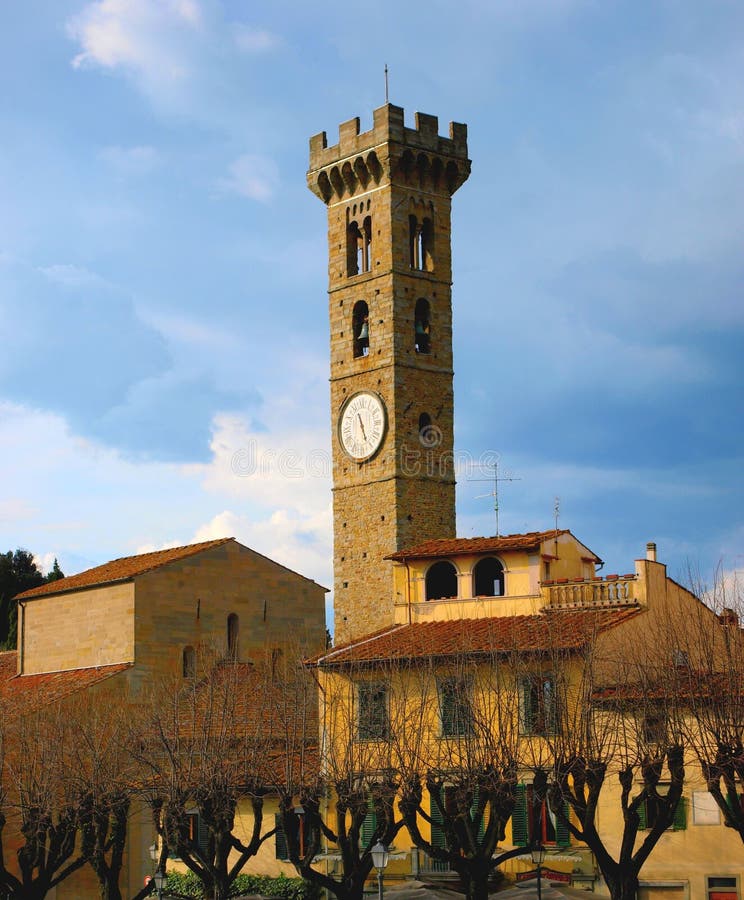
[15,538,234,600]
[0,650,131,712]
[312,608,640,667]
[386,529,601,562]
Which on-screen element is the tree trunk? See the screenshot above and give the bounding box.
[461,861,490,900]
[605,870,640,900]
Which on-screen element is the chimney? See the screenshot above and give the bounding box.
[646,542,657,562]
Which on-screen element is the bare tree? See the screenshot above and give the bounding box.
[395,648,525,900]
[277,656,405,900]
[538,616,687,900]
[136,649,278,900]
[0,703,91,900]
[669,566,744,843]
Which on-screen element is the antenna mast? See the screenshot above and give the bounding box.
[474,461,521,537]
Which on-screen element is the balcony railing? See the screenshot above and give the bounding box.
[543,574,638,609]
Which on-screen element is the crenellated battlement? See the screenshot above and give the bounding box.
[308,104,470,204]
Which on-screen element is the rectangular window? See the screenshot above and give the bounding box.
[638,787,687,831]
[519,674,557,735]
[275,810,312,861]
[707,876,739,900]
[438,676,472,737]
[357,682,389,740]
[511,783,570,848]
[170,811,209,859]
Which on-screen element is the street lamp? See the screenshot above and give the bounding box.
[152,869,167,900]
[148,842,167,899]
[530,843,546,900]
[371,841,389,900]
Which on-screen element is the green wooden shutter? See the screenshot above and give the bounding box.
[556,800,570,847]
[470,788,485,841]
[430,792,446,849]
[672,796,687,831]
[637,798,647,830]
[361,803,378,848]
[275,813,289,860]
[512,784,528,846]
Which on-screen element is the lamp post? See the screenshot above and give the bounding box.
[530,842,546,900]
[371,841,389,900]
[148,842,167,899]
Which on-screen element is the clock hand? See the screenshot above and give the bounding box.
[357,413,367,441]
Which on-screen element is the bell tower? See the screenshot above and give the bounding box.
[308,104,470,643]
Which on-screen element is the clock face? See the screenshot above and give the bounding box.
[338,391,387,461]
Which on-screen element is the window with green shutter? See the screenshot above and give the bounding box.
[519,675,557,735]
[361,803,378,848]
[430,792,446,849]
[275,813,289,860]
[437,676,473,737]
[511,784,569,847]
[357,682,389,740]
[512,784,528,846]
[637,789,686,831]
[672,796,687,831]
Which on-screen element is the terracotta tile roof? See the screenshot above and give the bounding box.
[386,529,601,562]
[0,650,131,712]
[312,608,641,667]
[15,538,234,600]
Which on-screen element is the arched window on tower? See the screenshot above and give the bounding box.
[227,613,239,660]
[415,298,431,354]
[472,557,505,597]
[347,217,372,276]
[182,645,196,678]
[426,560,458,601]
[352,300,369,358]
[418,413,433,447]
[409,215,434,271]
[421,217,434,270]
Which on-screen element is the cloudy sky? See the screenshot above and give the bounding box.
[1,0,742,627]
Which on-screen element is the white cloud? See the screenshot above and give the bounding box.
[68,0,204,88]
[100,144,161,175]
[38,263,106,288]
[193,508,331,592]
[231,24,280,53]
[218,154,279,203]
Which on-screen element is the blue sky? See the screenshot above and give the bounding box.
[1,0,742,627]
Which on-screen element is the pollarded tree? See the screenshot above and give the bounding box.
[395,646,526,900]
[67,694,139,900]
[0,703,91,900]
[537,615,687,900]
[666,566,744,844]
[136,648,278,900]
[277,655,405,900]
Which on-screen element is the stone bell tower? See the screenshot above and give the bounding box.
[307,104,470,643]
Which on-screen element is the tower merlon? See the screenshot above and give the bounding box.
[308,103,470,203]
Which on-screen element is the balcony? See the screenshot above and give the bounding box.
[542,574,638,610]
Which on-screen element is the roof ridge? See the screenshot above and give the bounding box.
[15,537,235,600]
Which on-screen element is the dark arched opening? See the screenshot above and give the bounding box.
[473,557,505,597]
[352,300,369,358]
[227,613,239,660]
[426,560,458,601]
[415,298,431,354]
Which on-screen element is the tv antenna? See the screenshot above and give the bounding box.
[474,461,521,537]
